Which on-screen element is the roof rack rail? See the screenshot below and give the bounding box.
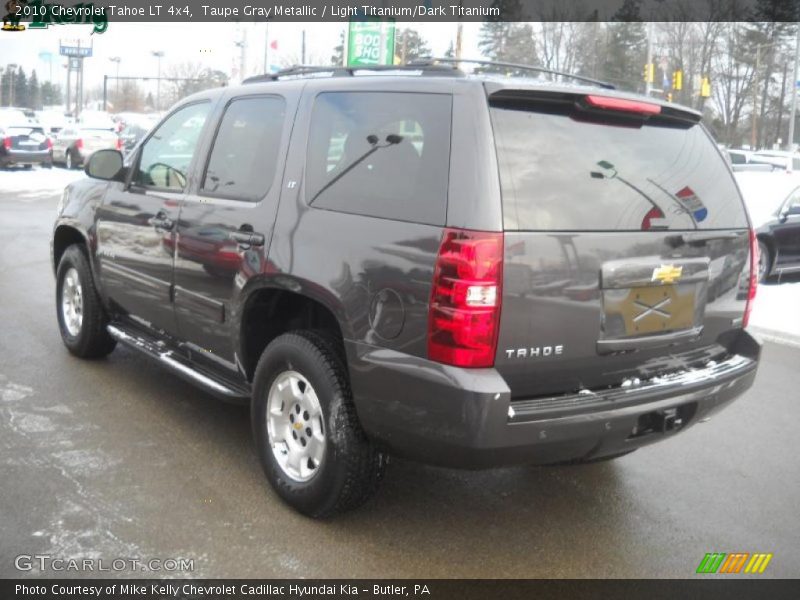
[243,63,461,84]
[412,57,615,90]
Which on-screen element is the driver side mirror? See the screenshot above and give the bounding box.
[85,149,125,182]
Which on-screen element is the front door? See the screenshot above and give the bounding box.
[95,101,213,335]
[773,187,800,271]
[173,93,295,366]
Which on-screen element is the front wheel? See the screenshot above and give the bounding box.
[56,245,117,358]
[757,241,771,282]
[251,331,386,518]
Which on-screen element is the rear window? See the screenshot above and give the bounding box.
[490,97,748,231]
[305,92,452,225]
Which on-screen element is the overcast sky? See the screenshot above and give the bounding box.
[0,21,484,94]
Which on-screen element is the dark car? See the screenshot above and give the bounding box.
[0,124,53,168]
[755,184,800,281]
[51,61,760,517]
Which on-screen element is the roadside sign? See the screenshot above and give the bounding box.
[59,39,92,58]
[347,21,395,67]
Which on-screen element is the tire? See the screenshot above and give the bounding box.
[43,161,53,169]
[65,150,74,170]
[56,245,117,359]
[757,241,771,282]
[251,331,386,518]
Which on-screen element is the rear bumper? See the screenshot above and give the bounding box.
[346,331,760,468]
[1,149,51,165]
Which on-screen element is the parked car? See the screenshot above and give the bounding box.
[0,124,53,169]
[755,185,800,280]
[750,150,800,171]
[52,125,121,169]
[51,61,760,517]
[737,171,800,281]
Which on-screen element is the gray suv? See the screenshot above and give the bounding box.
[52,60,760,517]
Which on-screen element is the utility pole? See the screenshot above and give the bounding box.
[301,30,306,65]
[109,56,121,105]
[787,26,800,159]
[645,22,653,96]
[262,21,269,73]
[151,50,164,110]
[751,42,775,150]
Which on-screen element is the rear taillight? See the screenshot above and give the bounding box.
[2,137,10,150]
[428,228,503,368]
[743,229,758,328]
[116,137,123,151]
[45,138,53,150]
[75,138,83,150]
[584,94,662,116]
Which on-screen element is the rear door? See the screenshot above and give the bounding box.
[488,89,752,399]
[95,101,213,335]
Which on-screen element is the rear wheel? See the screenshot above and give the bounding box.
[65,150,75,170]
[757,241,771,282]
[56,245,117,358]
[251,331,385,518]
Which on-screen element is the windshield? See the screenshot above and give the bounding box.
[490,97,749,231]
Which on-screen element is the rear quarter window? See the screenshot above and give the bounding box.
[305,91,452,225]
[490,99,748,231]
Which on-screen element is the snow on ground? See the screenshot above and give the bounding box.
[0,166,86,200]
[750,277,800,345]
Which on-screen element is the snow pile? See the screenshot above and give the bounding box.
[0,168,86,200]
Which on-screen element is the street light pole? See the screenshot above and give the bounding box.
[109,57,121,110]
[151,50,164,110]
[6,64,16,106]
[787,27,800,159]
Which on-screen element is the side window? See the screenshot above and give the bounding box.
[201,96,286,201]
[135,102,210,191]
[305,92,452,225]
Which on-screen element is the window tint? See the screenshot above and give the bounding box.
[202,96,286,201]
[135,102,210,191]
[306,92,452,225]
[491,100,749,231]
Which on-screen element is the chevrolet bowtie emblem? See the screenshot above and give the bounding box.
[652,264,683,284]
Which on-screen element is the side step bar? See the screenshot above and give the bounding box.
[107,323,251,404]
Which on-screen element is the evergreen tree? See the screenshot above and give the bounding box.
[0,67,12,107]
[29,70,42,110]
[40,81,62,106]
[13,67,28,108]
[394,29,432,64]
[602,0,647,91]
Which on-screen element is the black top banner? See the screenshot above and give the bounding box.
[4,0,800,25]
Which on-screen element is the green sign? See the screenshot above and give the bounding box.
[346,21,396,67]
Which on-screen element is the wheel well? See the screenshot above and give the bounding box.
[53,226,87,272]
[757,234,774,267]
[240,289,345,381]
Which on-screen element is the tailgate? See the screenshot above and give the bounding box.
[489,89,753,399]
[6,127,49,151]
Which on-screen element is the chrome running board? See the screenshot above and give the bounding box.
[107,323,251,404]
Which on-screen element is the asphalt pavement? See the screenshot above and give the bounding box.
[1,172,799,578]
